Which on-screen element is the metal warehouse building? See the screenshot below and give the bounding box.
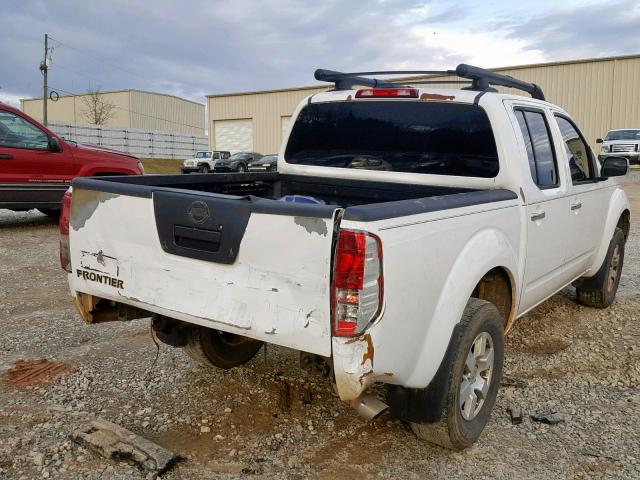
[21,90,205,136]
[207,54,640,154]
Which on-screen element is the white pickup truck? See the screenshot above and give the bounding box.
[60,65,631,450]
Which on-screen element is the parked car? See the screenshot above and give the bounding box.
[597,129,640,164]
[182,151,230,174]
[213,152,262,173]
[248,154,277,172]
[0,102,143,216]
[60,64,630,451]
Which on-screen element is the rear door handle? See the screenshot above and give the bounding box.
[530,212,546,221]
[570,202,582,211]
[0,153,13,160]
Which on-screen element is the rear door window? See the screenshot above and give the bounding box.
[285,101,499,178]
[514,109,558,188]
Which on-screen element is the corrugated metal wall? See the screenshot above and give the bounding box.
[425,56,640,145]
[207,55,640,153]
[22,91,131,128]
[130,91,204,135]
[21,90,205,136]
[208,87,325,154]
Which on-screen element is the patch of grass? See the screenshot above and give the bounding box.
[140,158,183,174]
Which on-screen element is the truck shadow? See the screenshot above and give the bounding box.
[0,210,58,228]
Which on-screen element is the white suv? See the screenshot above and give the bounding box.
[182,151,231,173]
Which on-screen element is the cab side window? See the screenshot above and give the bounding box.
[0,110,49,150]
[514,109,558,188]
[554,115,594,183]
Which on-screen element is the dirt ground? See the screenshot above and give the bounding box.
[0,178,639,479]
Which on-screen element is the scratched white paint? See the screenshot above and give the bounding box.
[66,89,630,401]
[332,337,374,401]
[68,192,336,356]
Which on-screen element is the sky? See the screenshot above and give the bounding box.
[1,0,639,108]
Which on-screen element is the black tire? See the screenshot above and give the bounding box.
[410,298,504,450]
[37,208,60,218]
[236,163,247,173]
[183,326,263,369]
[574,227,625,308]
[198,164,210,173]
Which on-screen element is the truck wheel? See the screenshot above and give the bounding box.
[37,208,60,218]
[198,164,210,173]
[183,326,263,369]
[410,298,504,450]
[574,227,625,308]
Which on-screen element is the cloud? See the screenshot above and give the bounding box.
[501,0,640,60]
[0,0,635,107]
[0,91,25,108]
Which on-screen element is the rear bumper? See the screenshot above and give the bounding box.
[181,167,199,173]
[69,285,383,401]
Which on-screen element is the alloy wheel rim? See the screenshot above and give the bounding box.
[459,332,494,421]
[608,245,621,292]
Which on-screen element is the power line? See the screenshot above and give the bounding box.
[53,63,108,89]
[48,35,150,83]
[48,35,206,101]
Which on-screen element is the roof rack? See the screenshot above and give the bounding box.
[314,63,546,101]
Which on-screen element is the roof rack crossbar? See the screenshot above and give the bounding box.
[314,64,546,101]
[455,64,545,101]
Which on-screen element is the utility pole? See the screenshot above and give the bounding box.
[40,33,49,126]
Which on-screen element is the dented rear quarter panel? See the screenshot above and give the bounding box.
[333,197,521,400]
[68,187,337,356]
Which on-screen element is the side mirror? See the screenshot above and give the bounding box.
[596,138,603,144]
[600,156,628,178]
[48,136,62,152]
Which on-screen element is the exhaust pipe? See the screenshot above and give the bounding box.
[350,394,389,420]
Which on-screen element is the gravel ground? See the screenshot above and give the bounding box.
[0,178,639,480]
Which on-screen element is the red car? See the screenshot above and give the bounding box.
[0,102,143,216]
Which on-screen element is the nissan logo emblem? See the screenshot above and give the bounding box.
[187,201,210,224]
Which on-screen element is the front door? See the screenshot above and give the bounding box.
[552,114,608,278]
[0,109,74,206]
[512,107,571,312]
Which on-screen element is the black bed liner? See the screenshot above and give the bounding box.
[72,172,517,222]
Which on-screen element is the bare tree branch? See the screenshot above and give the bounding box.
[81,88,117,125]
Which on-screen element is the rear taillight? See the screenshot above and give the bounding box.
[59,189,72,272]
[332,230,383,337]
[355,88,418,98]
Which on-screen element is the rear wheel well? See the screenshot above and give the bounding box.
[618,210,630,242]
[471,267,514,331]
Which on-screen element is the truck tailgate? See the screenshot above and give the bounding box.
[68,187,338,356]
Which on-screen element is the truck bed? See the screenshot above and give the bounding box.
[73,172,516,221]
[68,172,517,357]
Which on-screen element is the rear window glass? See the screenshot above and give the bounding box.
[284,101,499,178]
